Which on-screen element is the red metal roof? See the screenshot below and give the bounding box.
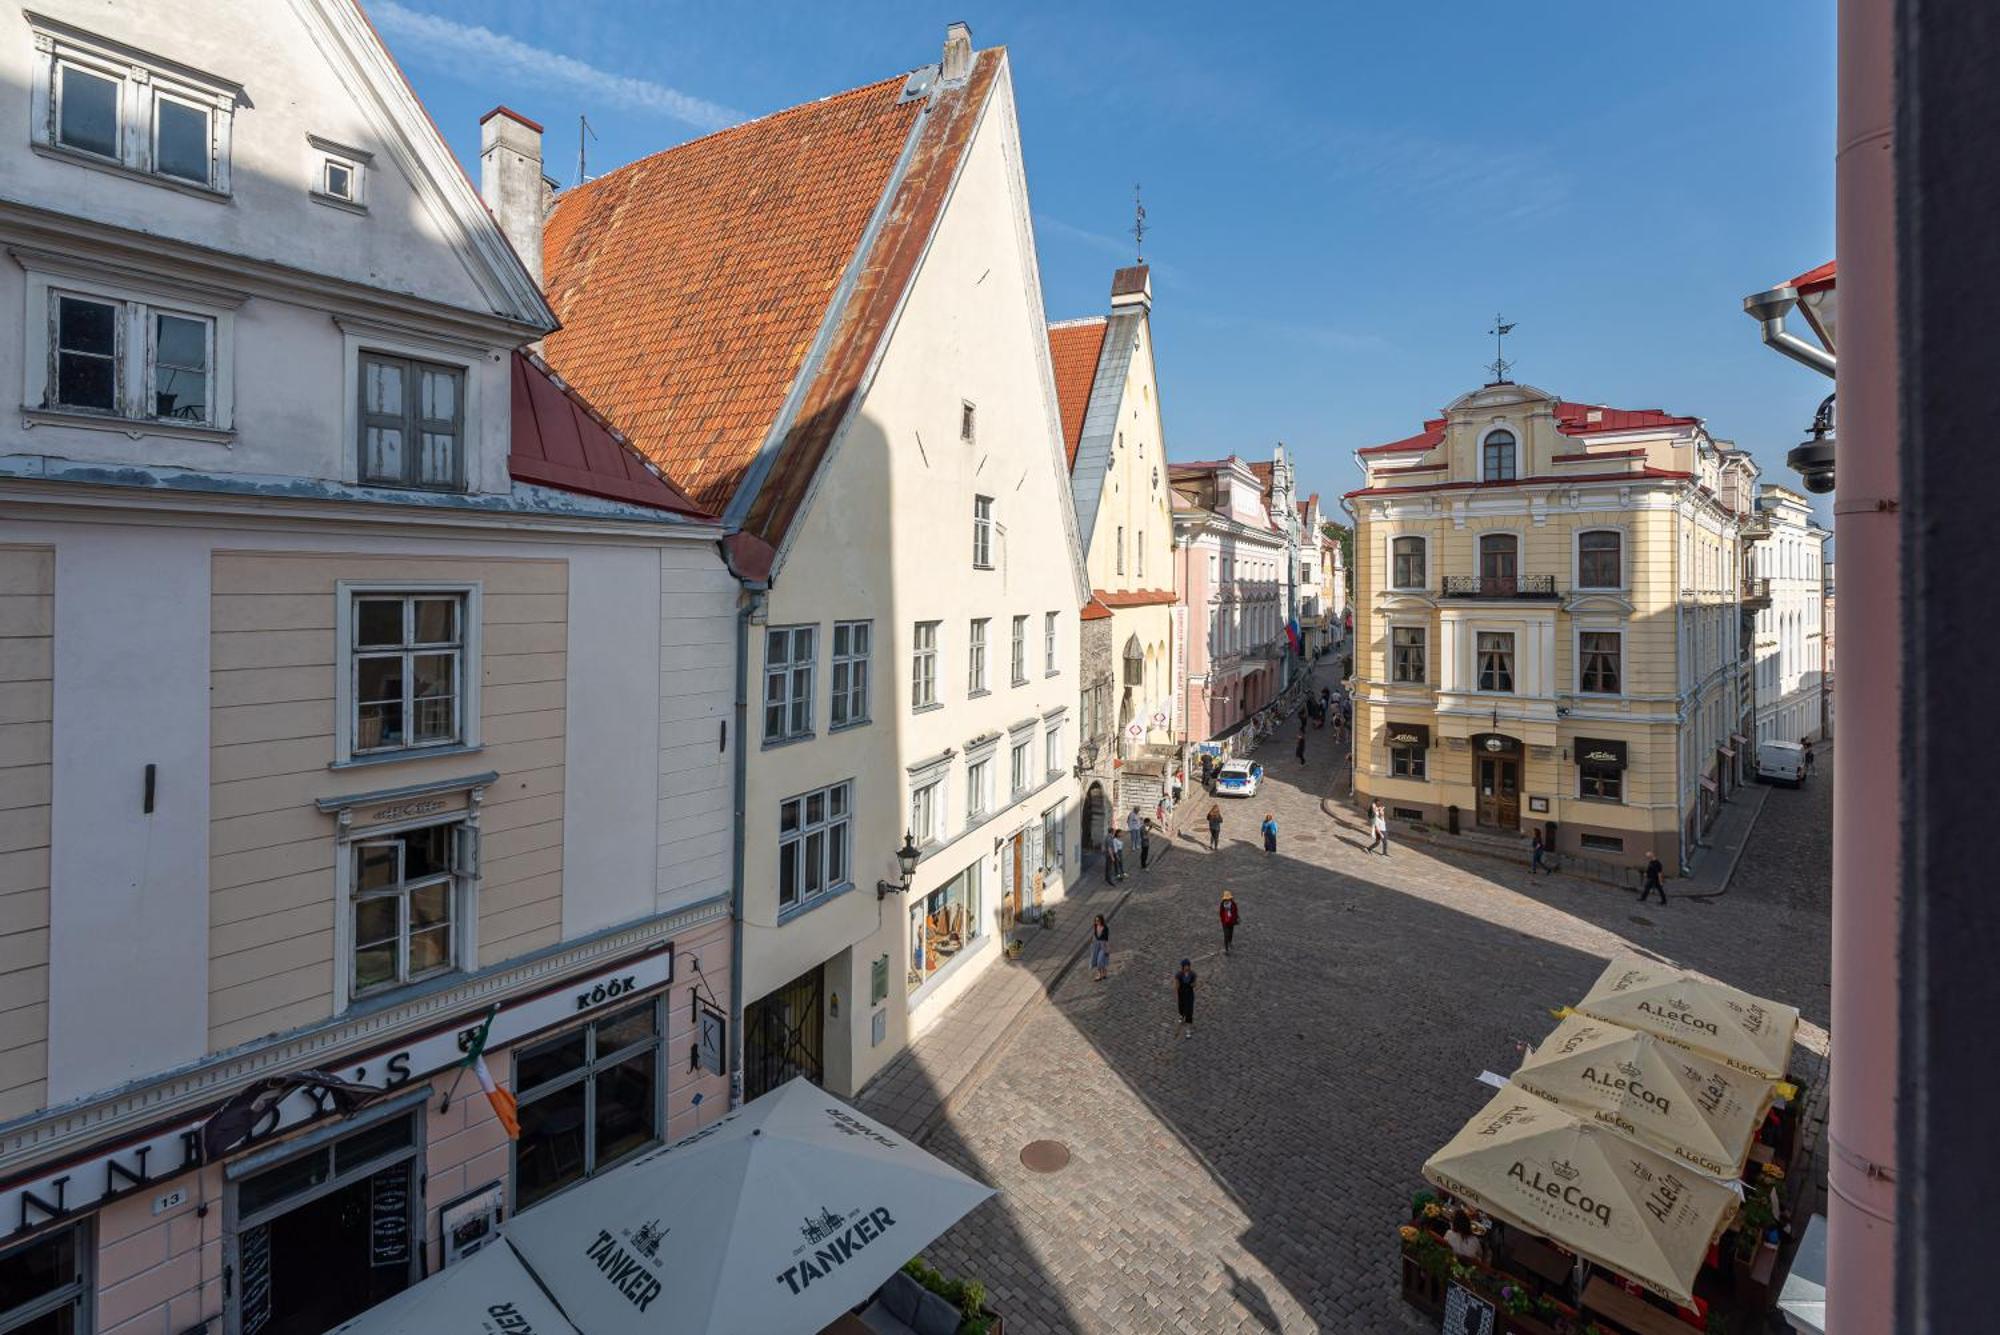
[509,352,708,516]
[1789,260,1836,293]
[1357,422,1447,456]
[1358,400,1696,456]
[1048,319,1108,469]
[1345,466,1691,499]
[540,52,1004,544]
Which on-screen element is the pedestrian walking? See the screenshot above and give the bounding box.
[1155,795,1169,830]
[1206,803,1223,850]
[1126,807,1144,877]
[1531,828,1550,875]
[1804,740,1817,780]
[1296,730,1307,765]
[1261,812,1278,854]
[1174,959,1197,1039]
[1089,914,1111,981]
[1367,799,1390,856]
[1219,889,1240,955]
[1139,822,1152,870]
[1104,830,1123,884]
[1639,852,1668,906]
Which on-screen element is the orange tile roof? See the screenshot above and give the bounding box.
[542,56,1000,539]
[1047,319,1107,470]
[1080,596,1113,621]
[1094,588,1177,608]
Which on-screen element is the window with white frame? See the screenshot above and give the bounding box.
[965,756,993,821]
[309,134,370,210]
[359,352,467,492]
[1010,738,1032,795]
[1579,631,1622,694]
[1041,804,1066,871]
[972,496,994,568]
[967,619,989,694]
[912,621,940,709]
[778,780,850,912]
[830,621,870,729]
[0,1222,90,1335]
[36,285,229,429]
[32,21,237,194]
[1044,718,1064,778]
[910,773,946,848]
[1482,429,1517,482]
[1137,531,1146,579]
[1477,631,1516,693]
[1011,615,1028,685]
[1392,536,1426,589]
[1044,611,1058,675]
[763,626,816,742]
[351,819,475,998]
[1116,526,1126,575]
[346,591,471,757]
[1392,626,1426,684]
[1578,530,1622,589]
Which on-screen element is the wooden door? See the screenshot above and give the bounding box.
[1477,756,1522,829]
[1010,833,1024,919]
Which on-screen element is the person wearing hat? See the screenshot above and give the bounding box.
[1218,889,1240,955]
[1173,958,1198,1039]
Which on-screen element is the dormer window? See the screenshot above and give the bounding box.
[1482,429,1517,482]
[31,18,237,195]
[310,136,372,212]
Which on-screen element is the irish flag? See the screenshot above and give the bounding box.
[463,1005,520,1140]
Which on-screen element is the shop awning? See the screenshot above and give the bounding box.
[1574,955,1799,1079]
[1511,1014,1777,1178]
[1423,1088,1740,1307]
[1385,722,1430,748]
[332,1080,994,1335]
[1573,738,1627,768]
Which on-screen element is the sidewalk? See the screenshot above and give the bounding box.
[853,852,1163,1143]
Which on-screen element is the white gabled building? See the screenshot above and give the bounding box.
[0,4,738,1331]
[1748,485,1829,746]
[536,25,1088,1101]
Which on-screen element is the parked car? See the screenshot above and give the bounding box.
[1756,740,1807,787]
[1215,760,1263,797]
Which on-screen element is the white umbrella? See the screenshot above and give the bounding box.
[324,1239,579,1335]
[505,1077,994,1335]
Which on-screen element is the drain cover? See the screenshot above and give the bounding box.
[1019,1139,1070,1173]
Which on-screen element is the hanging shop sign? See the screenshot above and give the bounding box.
[0,947,673,1238]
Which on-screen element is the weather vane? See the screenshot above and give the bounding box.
[1132,182,1147,264]
[1488,313,1517,384]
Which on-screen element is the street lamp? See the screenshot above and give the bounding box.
[878,831,921,900]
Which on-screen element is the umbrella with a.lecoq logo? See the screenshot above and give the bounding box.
[1422,1088,1739,1307]
[328,1078,994,1334]
[1574,955,1798,1079]
[1511,1014,1777,1179]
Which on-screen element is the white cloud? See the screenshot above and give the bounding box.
[371,3,742,133]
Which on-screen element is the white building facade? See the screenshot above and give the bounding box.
[0,5,738,1333]
[1749,486,1829,746]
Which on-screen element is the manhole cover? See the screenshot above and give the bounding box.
[1019,1140,1070,1173]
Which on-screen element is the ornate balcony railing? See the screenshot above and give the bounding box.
[1741,576,1773,609]
[1440,574,1560,599]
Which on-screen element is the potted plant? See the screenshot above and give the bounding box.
[1398,1225,1450,1317]
[902,1258,1002,1334]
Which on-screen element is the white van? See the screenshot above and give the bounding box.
[1757,740,1807,787]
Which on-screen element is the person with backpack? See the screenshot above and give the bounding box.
[1206,803,1224,850]
[1218,889,1240,955]
[1260,812,1278,854]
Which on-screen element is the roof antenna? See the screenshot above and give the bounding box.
[1132,182,1147,264]
[1487,313,1516,384]
[576,113,597,187]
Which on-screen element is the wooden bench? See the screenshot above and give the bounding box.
[1580,1276,1695,1335]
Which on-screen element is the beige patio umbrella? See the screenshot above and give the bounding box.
[1513,1014,1777,1178]
[1423,1088,1740,1306]
[1574,955,1798,1079]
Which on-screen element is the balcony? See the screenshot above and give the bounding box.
[1741,576,1773,611]
[1440,574,1560,600]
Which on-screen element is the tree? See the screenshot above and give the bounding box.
[1321,520,1353,595]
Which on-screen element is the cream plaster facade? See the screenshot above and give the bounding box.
[1747,486,1829,746]
[734,59,1087,1101]
[1348,382,1753,871]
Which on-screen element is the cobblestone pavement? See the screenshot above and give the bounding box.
[917,682,1835,1333]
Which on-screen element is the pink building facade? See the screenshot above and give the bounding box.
[1171,457,1294,750]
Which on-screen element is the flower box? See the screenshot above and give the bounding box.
[1400,1251,1446,1317]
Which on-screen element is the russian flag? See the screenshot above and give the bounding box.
[1285,618,1303,655]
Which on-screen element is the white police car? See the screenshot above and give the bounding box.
[1215,760,1262,797]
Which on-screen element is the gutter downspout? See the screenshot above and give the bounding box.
[721,535,773,1110]
[1339,487,1362,790]
[1744,285,1839,379]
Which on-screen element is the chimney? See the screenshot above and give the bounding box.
[480,106,545,286]
[1110,264,1152,312]
[941,22,973,85]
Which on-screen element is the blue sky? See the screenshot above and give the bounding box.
[376,1,1836,522]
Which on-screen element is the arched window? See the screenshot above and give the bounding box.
[1578,530,1621,588]
[1478,533,1518,595]
[1123,634,1145,687]
[1482,429,1517,482]
[1391,536,1426,589]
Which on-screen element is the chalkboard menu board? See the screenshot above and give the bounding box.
[1441,1282,1495,1335]
[239,1224,272,1335]
[370,1167,412,1269]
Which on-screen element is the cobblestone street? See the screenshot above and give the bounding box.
[914,693,1835,1333]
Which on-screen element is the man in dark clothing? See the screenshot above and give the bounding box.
[1174,959,1197,1038]
[1639,852,1668,905]
[1295,731,1307,765]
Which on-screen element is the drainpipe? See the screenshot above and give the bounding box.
[721,535,775,1110]
[1828,0,1898,1324]
[1743,285,1838,379]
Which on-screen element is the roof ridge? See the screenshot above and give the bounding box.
[1048,315,1109,329]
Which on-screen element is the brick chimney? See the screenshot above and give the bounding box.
[479,106,545,286]
[941,22,973,85]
